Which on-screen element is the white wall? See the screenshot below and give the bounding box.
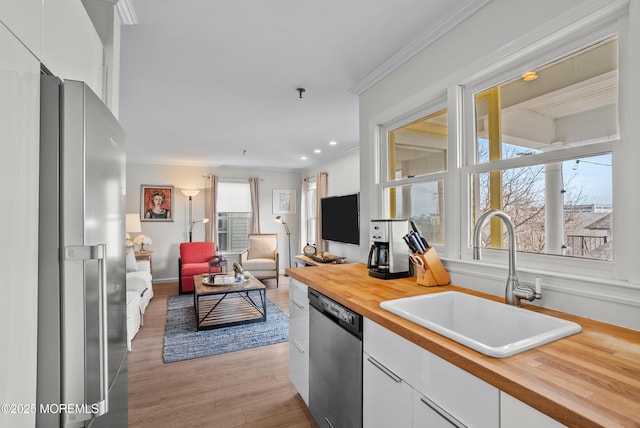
[42,0,104,98]
[126,162,301,281]
[305,149,362,263]
[359,0,640,330]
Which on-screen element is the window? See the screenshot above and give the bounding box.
[304,179,317,245]
[468,37,618,261]
[389,109,448,180]
[217,182,252,252]
[382,108,448,245]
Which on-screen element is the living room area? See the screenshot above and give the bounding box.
[123,153,360,294]
[124,154,359,427]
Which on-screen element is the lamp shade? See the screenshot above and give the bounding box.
[181,189,200,197]
[126,213,142,233]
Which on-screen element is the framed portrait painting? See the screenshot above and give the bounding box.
[273,189,296,214]
[141,185,174,222]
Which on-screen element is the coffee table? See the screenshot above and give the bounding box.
[193,273,267,331]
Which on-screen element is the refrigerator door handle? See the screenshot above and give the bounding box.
[96,243,109,418]
[63,244,109,423]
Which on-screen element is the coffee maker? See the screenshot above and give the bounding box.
[367,219,410,279]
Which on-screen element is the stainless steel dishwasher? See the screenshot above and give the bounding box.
[308,288,363,428]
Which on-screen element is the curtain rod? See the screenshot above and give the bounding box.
[214,177,263,182]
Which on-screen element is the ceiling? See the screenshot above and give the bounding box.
[118,0,490,171]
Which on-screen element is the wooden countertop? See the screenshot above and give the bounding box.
[285,263,640,428]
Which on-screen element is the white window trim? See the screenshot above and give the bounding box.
[379,95,448,189]
[452,4,630,283]
[379,97,450,248]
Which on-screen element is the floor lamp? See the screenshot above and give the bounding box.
[275,215,291,268]
[191,218,210,242]
[181,189,208,242]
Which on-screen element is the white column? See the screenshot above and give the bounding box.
[544,162,564,255]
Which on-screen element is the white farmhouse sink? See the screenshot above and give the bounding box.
[380,291,582,358]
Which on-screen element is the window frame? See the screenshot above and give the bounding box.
[379,98,450,247]
[458,21,627,281]
[216,180,253,252]
[304,178,317,245]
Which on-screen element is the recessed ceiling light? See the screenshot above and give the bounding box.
[301,156,308,160]
[329,140,337,146]
[314,149,321,154]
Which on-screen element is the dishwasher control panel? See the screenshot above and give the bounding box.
[309,288,362,337]
[321,297,355,324]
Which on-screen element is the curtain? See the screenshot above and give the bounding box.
[249,177,260,233]
[315,172,328,253]
[205,174,218,244]
[300,177,309,251]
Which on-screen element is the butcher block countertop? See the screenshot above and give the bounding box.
[285,263,640,428]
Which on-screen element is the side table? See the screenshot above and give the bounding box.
[134,250,153,275]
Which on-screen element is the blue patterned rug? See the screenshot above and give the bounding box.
[163,293,289,363]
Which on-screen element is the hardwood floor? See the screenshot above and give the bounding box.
[128,276,318,427]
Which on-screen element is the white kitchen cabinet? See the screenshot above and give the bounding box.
[0,22,41,428]
[500,391,566,428]
[363,318,499,427]
[363,352,413,428]
[288,278,310,404]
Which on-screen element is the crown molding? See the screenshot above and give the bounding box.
[116,0,139,25]
[349,0,491,95]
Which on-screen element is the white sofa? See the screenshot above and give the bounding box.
[126,249,153,350]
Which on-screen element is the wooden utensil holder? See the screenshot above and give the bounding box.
[414,247,450,287]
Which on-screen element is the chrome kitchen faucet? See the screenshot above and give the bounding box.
[473,210,541,306]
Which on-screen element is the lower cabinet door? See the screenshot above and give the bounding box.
[363,352,412,428]
[413,390,467,428]
[288,280,309,404]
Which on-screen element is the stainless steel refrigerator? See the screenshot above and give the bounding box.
[37,75,128,427]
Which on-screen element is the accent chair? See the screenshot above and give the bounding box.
[179,242,219,293]
[240,234,279,287]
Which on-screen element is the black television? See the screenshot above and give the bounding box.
[321,193,360,245]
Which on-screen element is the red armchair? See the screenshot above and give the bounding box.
[178,242,219,294]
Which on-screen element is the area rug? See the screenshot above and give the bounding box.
[163,293,289,363]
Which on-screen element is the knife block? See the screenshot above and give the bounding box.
[414,248,450,287]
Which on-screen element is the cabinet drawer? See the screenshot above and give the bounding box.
[289,300,308,348]
[363,352,412,428]
[289,278,308,306]
[288,278,308,344]
[364,318,499,427]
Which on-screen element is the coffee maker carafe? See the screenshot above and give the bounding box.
[367,219,410,279]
